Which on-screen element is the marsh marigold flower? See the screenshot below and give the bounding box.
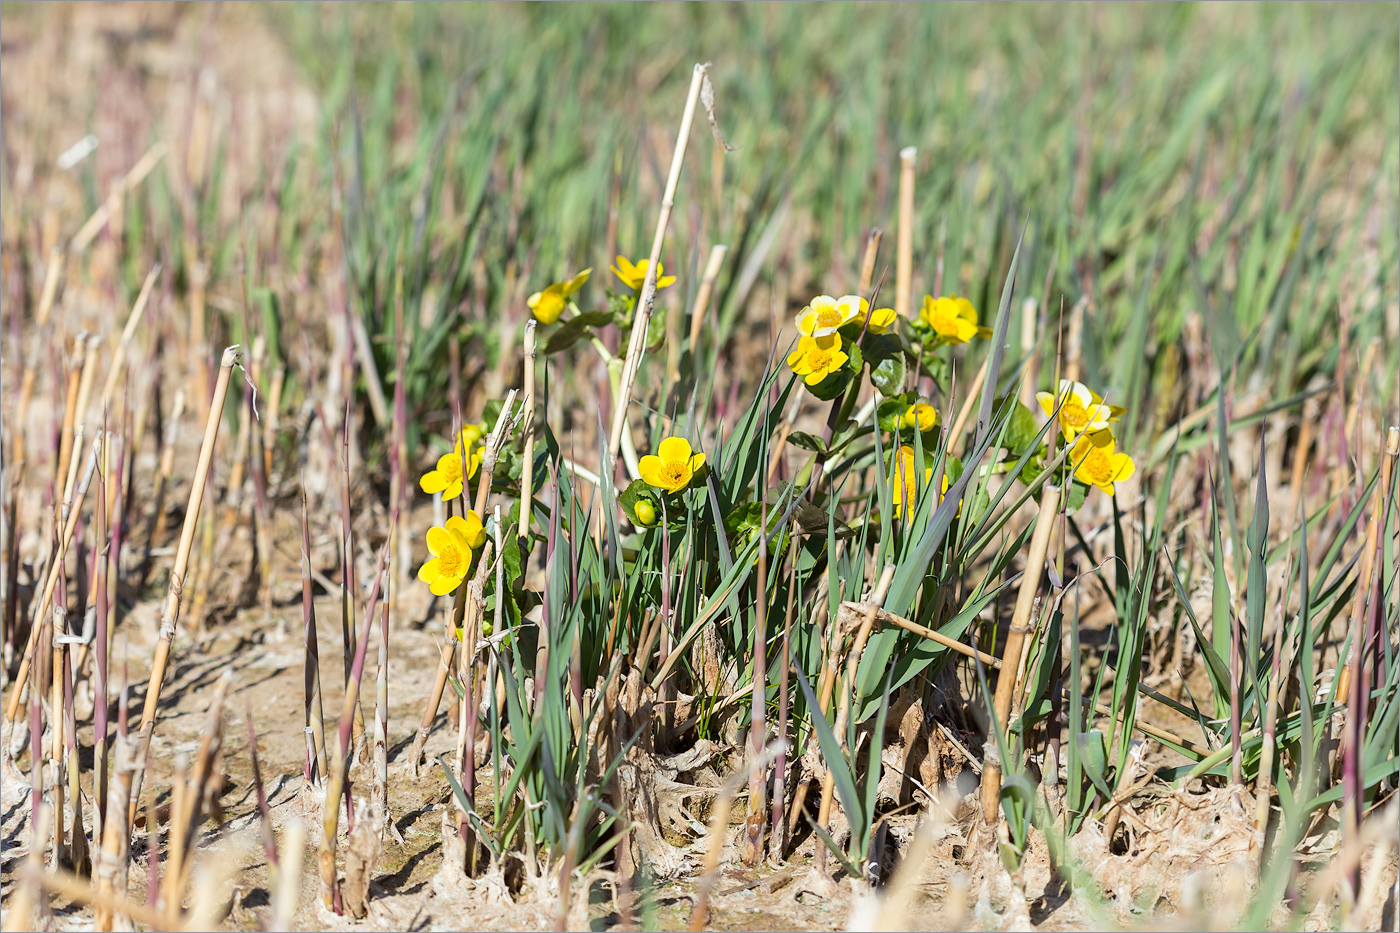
[902,401,941,434]
[795,295,861,337]
[417,512,488,596]
[786,333,849,386]
[1036,380,1118,441]
[527,268,592,325]
[920,294,990,344]
[419,428,484,501]
[612,255,676,291]
[639,436,706,494]
[889,445,951,520]
[1070,431,1136,496]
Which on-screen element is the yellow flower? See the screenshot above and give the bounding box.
[1070,431,1136,496]
[785,333,849,386]
[888,445,952,520]
[459,423,487,448]
[527,268,592,325]
[611,255,676,291]
[1036,380,1118,442]
[864,305,898,334]
[417,512,487,596]
[419,441,482,501]
[902,401,940,434]
[638,436,706,494]
[633,499,657,526]
[795,295,865,337]
[920,294,990,344]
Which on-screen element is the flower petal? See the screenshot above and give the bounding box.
[688,451,706,474]
[417,557,442,584]
[563,268,592,295]
[656,274,676,289]
[1036,392,1055,418]
[430,573,461,597]
[1110,452,1136,483]
[420,470,448,495]
[658,436,693,465]
[426,526,451,557]
[638,455,666,489]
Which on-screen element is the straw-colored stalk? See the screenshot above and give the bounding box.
[56,336,87,490]
[100,263,161,407]
[408,640,454,779]
[70,142,166,253]
[895,147,916,320]
[164,671,231,927]
[948,356,990,457]
[4,432,102,726]
[981,483,1062,823]
[150,388,188,547]
[607,63,708,468]
[814,565,895,876]
[1018,298,1039,411]
[9,802,51,932]
[127,347,239,823]
[273,821,307,931]
[302,492,328,783]
[95,698,136,931]
[685,243,730,357]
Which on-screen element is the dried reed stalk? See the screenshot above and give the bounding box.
[981,483,1062,823]
[303,491,328,783]
[685,243,729,356]
[895,147,916,320]
[127,346,239,822]
[100,263,161,407]
[607,64,708,467]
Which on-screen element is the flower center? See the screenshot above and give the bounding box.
[438,544,464,578]
[806,347,833,370]
[662,462,689,486]
[441,456,463,482]
[816,307,843,328]
[931,308,959,336]
[1083,447,1113,484]
[1060,397,1088,431]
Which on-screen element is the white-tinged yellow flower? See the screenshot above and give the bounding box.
[1036,380,1117,441]
[795,295,866,337]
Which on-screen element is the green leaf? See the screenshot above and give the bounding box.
[795,668,863,834]
[543,310,614,354]
[994,395,1039,454]
[1065,481,1089,513]
[645,305,666,352]
[863,334,907,395]
[845,341,864,374]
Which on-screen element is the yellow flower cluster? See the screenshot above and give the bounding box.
[889,445,952,520]
[612,255,676,291]
[419,424,486,501]
[417,511,488,596]
[920,294,990,344]
[1037,380,1135,496]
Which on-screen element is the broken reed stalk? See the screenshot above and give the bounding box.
[1335,426,1397,703]
[980,483,1062,824]
[4,432,102,727]
[770,527,798,861]
[321,543,390,913]
[607,63,707,468]
[247,704,279,872]
[685,243,729,356]
[895,147,916,320]
[302,489,328,784]
[372,504,395,836]
[814,564,895,876]
[100,263,161,407]
[6,804,51,933]
[127,346,239,824]
[93,450,110,843]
